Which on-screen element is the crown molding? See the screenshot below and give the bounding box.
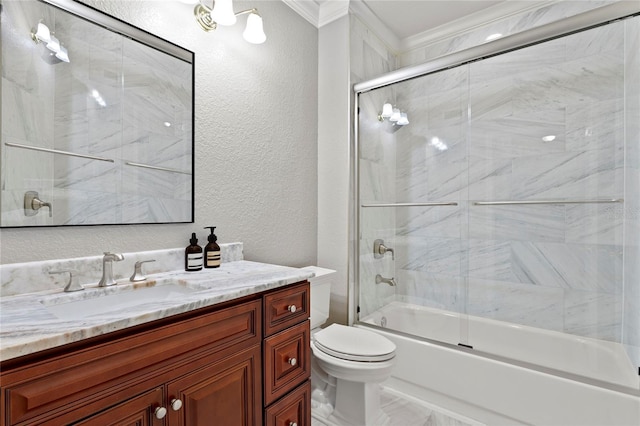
[283,0,560,54]
[318,0,350,27]
[281,0,320,27]
[282,0,350,28]
[348,0,400,52]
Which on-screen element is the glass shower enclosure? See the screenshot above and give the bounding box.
[353,3,640,391]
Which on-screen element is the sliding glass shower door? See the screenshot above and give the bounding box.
[355,12,639,389]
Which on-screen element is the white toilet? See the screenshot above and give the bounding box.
[303,266,396,426]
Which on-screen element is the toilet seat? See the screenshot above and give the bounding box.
[313,324,396,362]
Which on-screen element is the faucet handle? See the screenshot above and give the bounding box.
[50,269,84,292]
[130,259,156,282]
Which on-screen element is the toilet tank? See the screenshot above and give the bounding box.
[301,266,336,329]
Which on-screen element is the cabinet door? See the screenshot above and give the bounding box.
[264,380,311,426]
[72,387,164,426]
[167,345,262,426]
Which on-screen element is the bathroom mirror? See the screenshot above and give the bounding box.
[0,0,194,227]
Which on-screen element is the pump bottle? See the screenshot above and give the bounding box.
[185,232,203,271]
[204,226,221,268]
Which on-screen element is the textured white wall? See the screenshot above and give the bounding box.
[0,0,318,267]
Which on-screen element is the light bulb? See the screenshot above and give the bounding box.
[381,103,393,118]
[211,0,237,26]
[397,112,409,126]
[46,36,61,53]
[55,45,70,62]
[32,22,52,43]
[243,13,266,44]
[390,108,401,122]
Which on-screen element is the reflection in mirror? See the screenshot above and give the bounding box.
[1,0,194,227]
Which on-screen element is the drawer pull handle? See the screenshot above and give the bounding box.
[171,398,183,411]
[155,406,168,419]
[289,422,298,426]
[288,305,297,313]
[288,357,297,366]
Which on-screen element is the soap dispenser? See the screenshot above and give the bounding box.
[185,232,203,271]
[204,226,221,268]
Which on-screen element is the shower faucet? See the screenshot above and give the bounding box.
[375,274,396,287]
[373,239,395,260]
[24,191,52,217]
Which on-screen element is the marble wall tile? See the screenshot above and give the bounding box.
[466,277,565,332]
[565,204,623,245]
[396,205,463,240]
[509,241,622,293]
[396,269,465,313]
[510,148,622,200]
[469,205,565,242]
[563,289,622,340]
[397,235,464,276]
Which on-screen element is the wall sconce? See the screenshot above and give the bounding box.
[194,0,266,44]
[31,21,70,63]
[378,103,409,126]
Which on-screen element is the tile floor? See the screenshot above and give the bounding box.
[311,386,483,426]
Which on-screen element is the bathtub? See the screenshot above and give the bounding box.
[359,301,640,426]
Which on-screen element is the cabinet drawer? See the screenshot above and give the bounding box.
[2,299,261,426]
[263,282,309,337]
[264,380,311,426]
[263,320,310,406]
[72,387,164,426]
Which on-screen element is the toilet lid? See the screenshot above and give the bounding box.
[313,324,396,362]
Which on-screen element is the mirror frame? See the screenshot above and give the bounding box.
[0,0,195,228]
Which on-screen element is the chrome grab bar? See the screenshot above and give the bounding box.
[361,202,458,208]
[125,161,191,175]
[5,142,115,163]
[473,199,623,206]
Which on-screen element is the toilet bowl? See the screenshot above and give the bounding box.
[303,266,397,426]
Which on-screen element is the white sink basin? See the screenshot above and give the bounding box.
[41,282,198,320]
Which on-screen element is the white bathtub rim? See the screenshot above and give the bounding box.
[359,300,640,392]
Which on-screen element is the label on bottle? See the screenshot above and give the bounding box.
[187,253,203,270]
[206,250,221,267]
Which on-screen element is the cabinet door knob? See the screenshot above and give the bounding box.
[289,422,298,426]
[288,305,297,313]
[170,398,183,411]
[154,406,167,419]
[288,357,297,366]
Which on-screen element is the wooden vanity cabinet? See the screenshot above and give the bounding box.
[0,281,312,426]
[0,297,262,426]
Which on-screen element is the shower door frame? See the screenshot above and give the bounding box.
[351,0,640,390]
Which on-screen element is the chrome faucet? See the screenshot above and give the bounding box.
[373,239,395,260]
[130,259,156,282]
[375,274,396,287]
[98,252,124,287]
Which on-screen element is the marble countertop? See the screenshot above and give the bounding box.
[0,260,314,362]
